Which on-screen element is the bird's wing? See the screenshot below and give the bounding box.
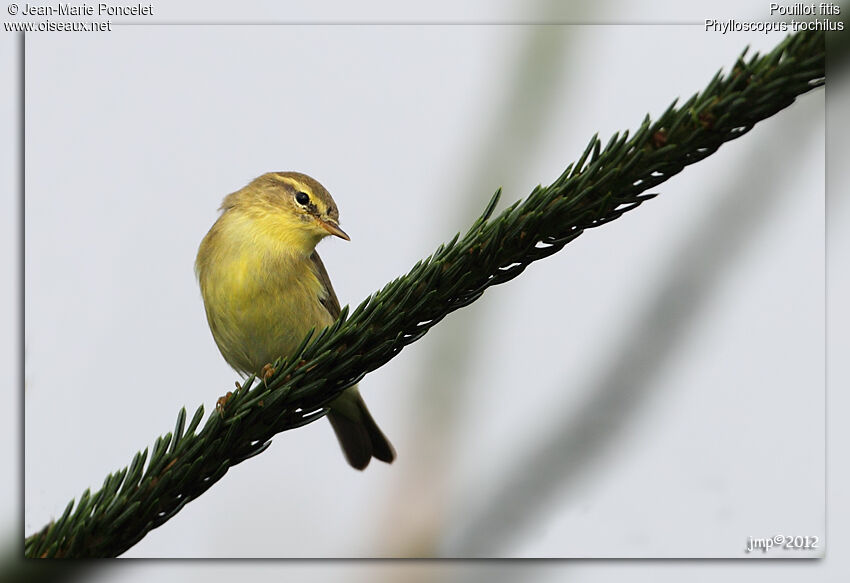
[310,251,342,320]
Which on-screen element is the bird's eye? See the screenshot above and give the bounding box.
[295,191,310,205]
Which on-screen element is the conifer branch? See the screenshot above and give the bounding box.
[25,30,825,558]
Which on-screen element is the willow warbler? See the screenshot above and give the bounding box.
[195,172,395,470]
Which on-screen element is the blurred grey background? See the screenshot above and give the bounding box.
[3,0,846,580]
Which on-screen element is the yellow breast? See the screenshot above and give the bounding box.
[196,209,333,375]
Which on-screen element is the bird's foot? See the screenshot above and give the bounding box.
[216,391,234,416]
[261,363,276,383]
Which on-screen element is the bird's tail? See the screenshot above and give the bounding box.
[327,386,396,470]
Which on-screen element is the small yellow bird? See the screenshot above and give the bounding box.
[195,171,395,470]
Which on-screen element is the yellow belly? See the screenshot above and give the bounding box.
[198,230,332,376]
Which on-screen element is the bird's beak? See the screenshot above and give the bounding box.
[318,217,350,241]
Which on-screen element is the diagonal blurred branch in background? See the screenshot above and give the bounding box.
[445,88,822,559]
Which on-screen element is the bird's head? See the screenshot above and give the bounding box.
[222,171,349,252]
